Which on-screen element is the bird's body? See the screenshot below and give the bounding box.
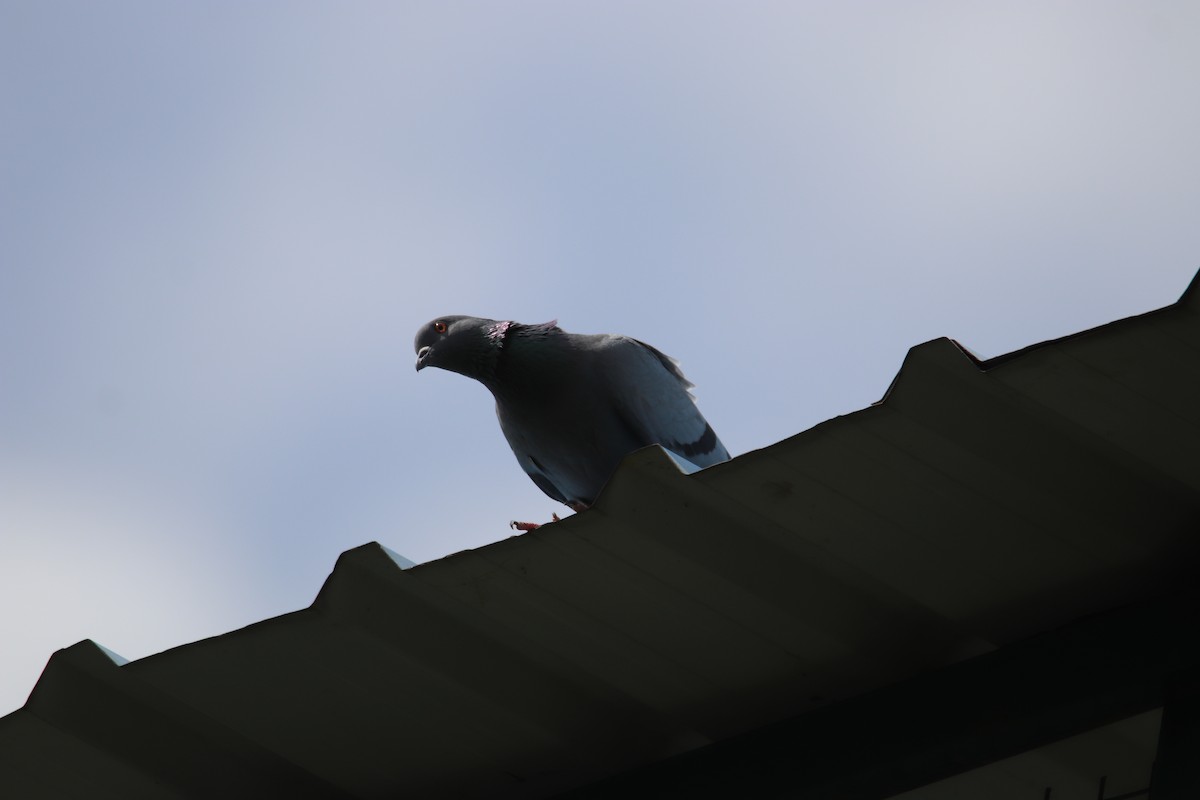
[415,316,729,510]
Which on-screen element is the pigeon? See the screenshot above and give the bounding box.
[414,316,730,526]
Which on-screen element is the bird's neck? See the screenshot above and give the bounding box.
[486,327,572,401]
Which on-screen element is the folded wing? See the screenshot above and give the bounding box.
[601,336,730,468]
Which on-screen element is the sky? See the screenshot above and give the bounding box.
[2,2,1198,715]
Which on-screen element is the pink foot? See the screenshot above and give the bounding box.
[510,513,561,532]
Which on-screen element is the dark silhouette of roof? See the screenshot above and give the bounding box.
[2,270,1198,799]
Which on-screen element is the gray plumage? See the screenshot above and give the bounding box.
[414,316,730,509]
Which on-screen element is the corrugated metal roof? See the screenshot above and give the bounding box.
[2,271,1198,798]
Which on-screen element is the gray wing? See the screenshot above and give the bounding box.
[597,335,730,468]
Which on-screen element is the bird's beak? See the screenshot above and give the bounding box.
[415,345,431,372]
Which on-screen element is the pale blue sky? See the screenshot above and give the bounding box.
[2,2,1198,713]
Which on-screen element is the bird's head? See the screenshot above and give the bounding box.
[414,316,507,381]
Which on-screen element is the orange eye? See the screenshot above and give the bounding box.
[434,321,448,334]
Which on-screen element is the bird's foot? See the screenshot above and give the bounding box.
[510,502,590,531]
[510,513,561,532]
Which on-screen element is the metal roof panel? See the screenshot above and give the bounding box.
[3,270,1198,798]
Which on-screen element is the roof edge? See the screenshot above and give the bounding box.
[878,267,1200,401]
[1180,265,1200,312]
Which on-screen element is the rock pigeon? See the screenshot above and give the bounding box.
[414,316,730,524]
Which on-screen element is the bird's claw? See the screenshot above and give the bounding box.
[510,512,561,532]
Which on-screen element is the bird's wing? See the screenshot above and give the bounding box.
[598,335,730,468]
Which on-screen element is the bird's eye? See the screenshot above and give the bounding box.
[434,321,448,334]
